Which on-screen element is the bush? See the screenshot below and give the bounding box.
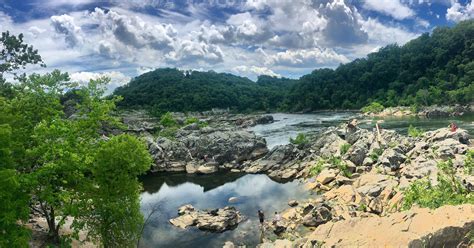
[290,133,308,146]
[328,156,352,178]
[160,112,178,128]
[184,117,199,125]
[369,148,384,161]
[408,125,424,138]
[465,150,474,175]
[309,160,324,177]
[340,143,351,155]
[402,159,474,210]
[361,102,384,114]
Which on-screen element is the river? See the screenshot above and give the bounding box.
[139,112,474,247]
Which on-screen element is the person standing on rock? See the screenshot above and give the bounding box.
[272,212,281,225]
[258,210,264,225]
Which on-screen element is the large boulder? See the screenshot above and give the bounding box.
[379,147,406,170]
[424,128,470,145]
[302,204,332,227]
[170,205,242,232]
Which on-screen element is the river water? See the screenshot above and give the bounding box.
[139,112,474,247]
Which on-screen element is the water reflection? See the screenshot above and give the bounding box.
[139,173,309,248]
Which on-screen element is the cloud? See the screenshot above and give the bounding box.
[50,14,83,47]
[446,0,474,22]
[165,39,224,65]
[362,0,415,20]
[360,18,419,46]
[263,47,349,68]
[232,65,281,78]
[320,0,369,46]
[89,8,177,51]
[69,71,131,95]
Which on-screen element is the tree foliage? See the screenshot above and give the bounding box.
[114,69,296,113]
[0,32,152,246]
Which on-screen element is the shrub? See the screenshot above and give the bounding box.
[369,148,384,161]
[465,150,474,175]
[328,156,352,178]
[290,133,308,146]
[402,160,474,210]
[408,125,424,138]
[309,160,324,177]
[184,117,199,125]
[409,104,419,113]
[160,112,178,127]
[361,102,384,114]
[340,143,351,155]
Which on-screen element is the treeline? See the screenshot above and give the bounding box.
[114,20,474,113]
[114,69,296,113]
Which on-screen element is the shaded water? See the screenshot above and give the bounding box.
[139,172,310,248]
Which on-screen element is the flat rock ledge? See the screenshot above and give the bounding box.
[169,205,243,232]
[259,204,474,248]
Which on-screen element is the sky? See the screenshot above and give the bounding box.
[1,0,473,94]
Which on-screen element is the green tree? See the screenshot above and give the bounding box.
[84,134,152,247]
[0,125,31,247]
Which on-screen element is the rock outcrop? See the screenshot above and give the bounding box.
[306,204,474,247]
[170,205,243,232]
[147,127,268,173]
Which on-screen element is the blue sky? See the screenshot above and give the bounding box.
[0,0,473,93]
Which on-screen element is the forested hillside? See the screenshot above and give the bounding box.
[114,69,296,113]
[114,20,474,113]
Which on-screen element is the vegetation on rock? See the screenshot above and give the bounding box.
[403,159,474,210]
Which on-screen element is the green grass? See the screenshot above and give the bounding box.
[309,160,325,177]
[408,125,424,138]
[290,133,309,146]
[369,148,384,161]
[340,143,351,155]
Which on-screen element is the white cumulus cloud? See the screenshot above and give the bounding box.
[233,65,281,78]
[69,71,131,95]
[446,0,474,22]
[363,0,415,20]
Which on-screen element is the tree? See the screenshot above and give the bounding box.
[0,31,45,82]
[0,125,31,247]
[0,31,152,246]
[83,135,152,247]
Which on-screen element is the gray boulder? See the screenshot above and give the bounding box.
[302,203,332,227]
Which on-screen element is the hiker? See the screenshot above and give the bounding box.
[272,212,281,225]
[258,210,264,225]
[450,122,458,132]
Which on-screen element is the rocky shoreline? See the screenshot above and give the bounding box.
[365,104,474,118]
[122,110,473,247]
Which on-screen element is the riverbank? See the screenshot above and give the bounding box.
[128,111,473,247]
[364,104,474,118]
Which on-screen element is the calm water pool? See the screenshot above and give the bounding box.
[139,172,310,248]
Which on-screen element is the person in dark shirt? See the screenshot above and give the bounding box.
[258,210,264,225]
